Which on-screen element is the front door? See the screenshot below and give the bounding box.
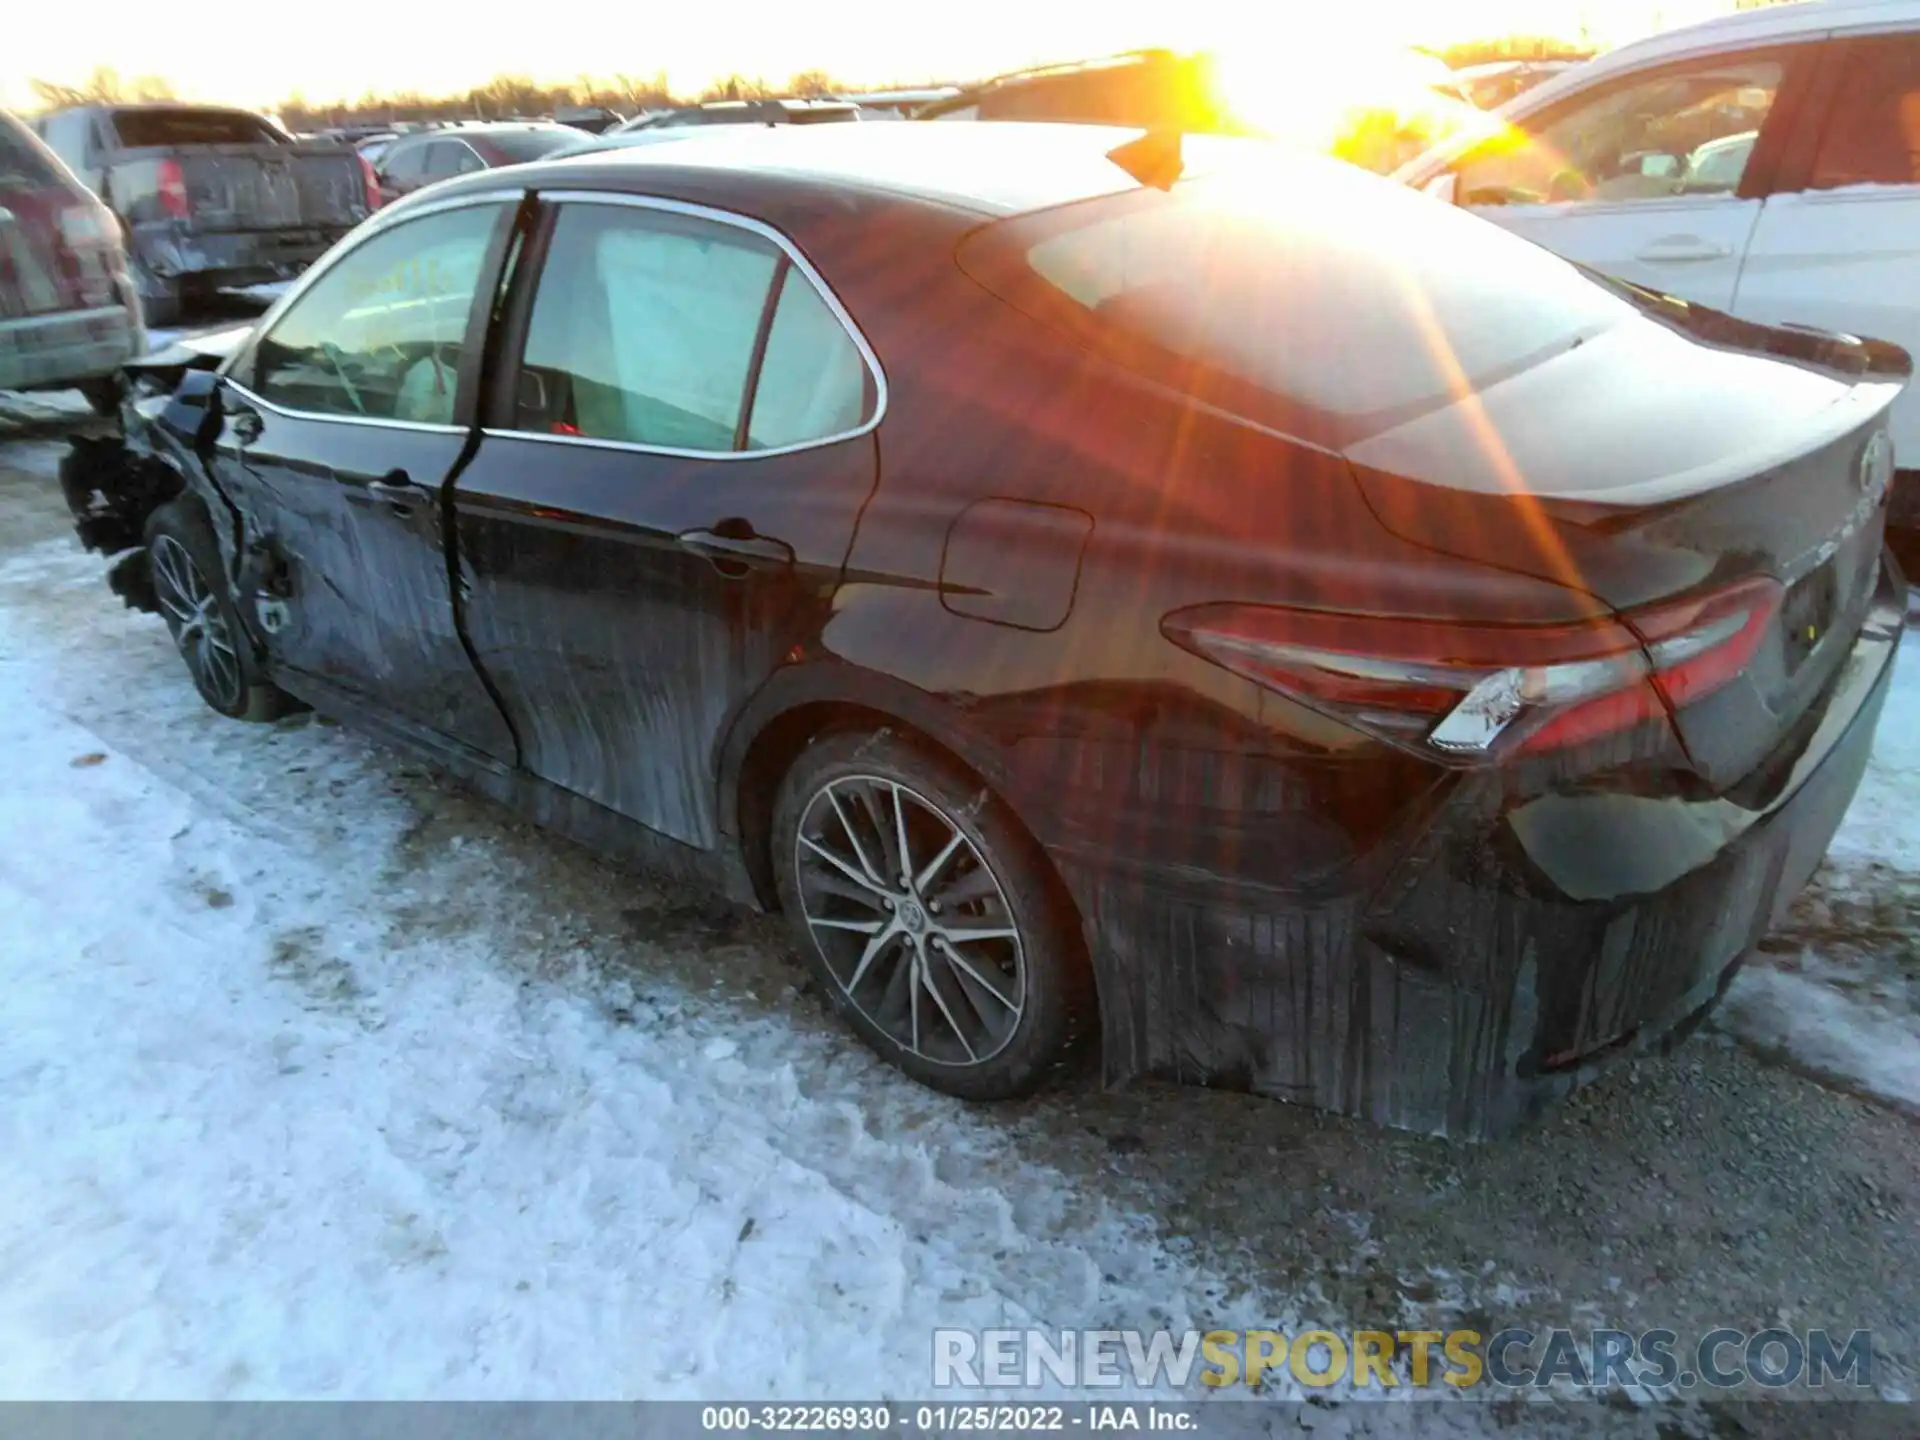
[1453,49,1806,309]
[453,195,882,847]
[210,197,517,758]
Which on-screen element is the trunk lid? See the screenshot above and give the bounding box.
[1349,305,1907,787]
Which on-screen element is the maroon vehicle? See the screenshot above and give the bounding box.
[0,109,141,411]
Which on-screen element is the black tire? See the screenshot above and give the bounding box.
[144,500,295,722]
[772,727,1089,1100]
[78,376,120,417]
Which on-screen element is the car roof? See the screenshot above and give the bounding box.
[95,101,261,113]
[1512,0,1920,111]
[395,123,568,140]
[496,120,1269,216]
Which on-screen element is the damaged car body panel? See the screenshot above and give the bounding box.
[63,123,1910,1137]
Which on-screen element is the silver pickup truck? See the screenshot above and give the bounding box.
[34,103,376,324]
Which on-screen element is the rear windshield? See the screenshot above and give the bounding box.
[963,162,1637,434]
[110,109,285,147]
[486,129,590,162]
[0,113,61,186]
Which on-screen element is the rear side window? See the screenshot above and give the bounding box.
[511,203,872,453]
[1807,36,1920,189]
[108,108,284,147]
[0,112,62,186]
[748,275,868,448]
[964,167,1636,428]
[379,140,429,183]
[423,141,483,178]
[37,112,96,174]
[485,129,587,162]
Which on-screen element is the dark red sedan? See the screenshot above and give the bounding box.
[371,124,587,205]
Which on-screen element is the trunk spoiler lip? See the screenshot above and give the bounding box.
[1578,264,1913,385]
[1347,376,1903,517]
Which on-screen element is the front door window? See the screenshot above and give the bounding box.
[245,204,498,426]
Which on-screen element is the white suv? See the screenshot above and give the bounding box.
[1398,0,1920,524]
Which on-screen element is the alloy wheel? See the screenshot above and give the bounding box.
[793,774,1026,1067]
[150,533,243,711]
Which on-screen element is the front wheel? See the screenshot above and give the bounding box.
[772,729,1089,1100]
[145,500,295,722]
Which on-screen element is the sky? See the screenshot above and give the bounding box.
[3,0,1746,113]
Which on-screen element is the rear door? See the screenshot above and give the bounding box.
[211,195,518,758]
[1733,29,1920,467]
[1453,46,1817,308]
[452,193,881,848]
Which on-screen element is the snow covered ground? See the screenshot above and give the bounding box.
[1714,619,1920,1115]
[0,424,1915,1420]
[0,482,1238,1402]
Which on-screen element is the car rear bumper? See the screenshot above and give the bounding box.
[130,224,350,284]
[1062,554,1904,1139]
[0,303,142,390]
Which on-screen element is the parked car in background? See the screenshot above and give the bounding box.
[613,99,866,132]
[63,123,1906,1138]
[1451,59,1580,110]
[916,51,1217,126]
[1397,0,1920,531]
[830,89,961,118]
[0,108,141,408]
[917,48,1483,173]
[352,133,400,167]
[313,123,395,146]
[372,124,584,205]
[547,126,752,161]
[32,103,378,326]
[554,106,624,134]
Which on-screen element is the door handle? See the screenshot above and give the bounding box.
[227,405,263,445]
[358,470,430,517]
[1634,236,1733,263]
[677,524,795,576]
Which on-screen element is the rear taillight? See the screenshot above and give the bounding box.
[1164,576,1783,762]
[156,159,190,219]
[358,153,383,211]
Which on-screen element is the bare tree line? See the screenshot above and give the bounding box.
[23,65,929,128]
[28,34,1606,129]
